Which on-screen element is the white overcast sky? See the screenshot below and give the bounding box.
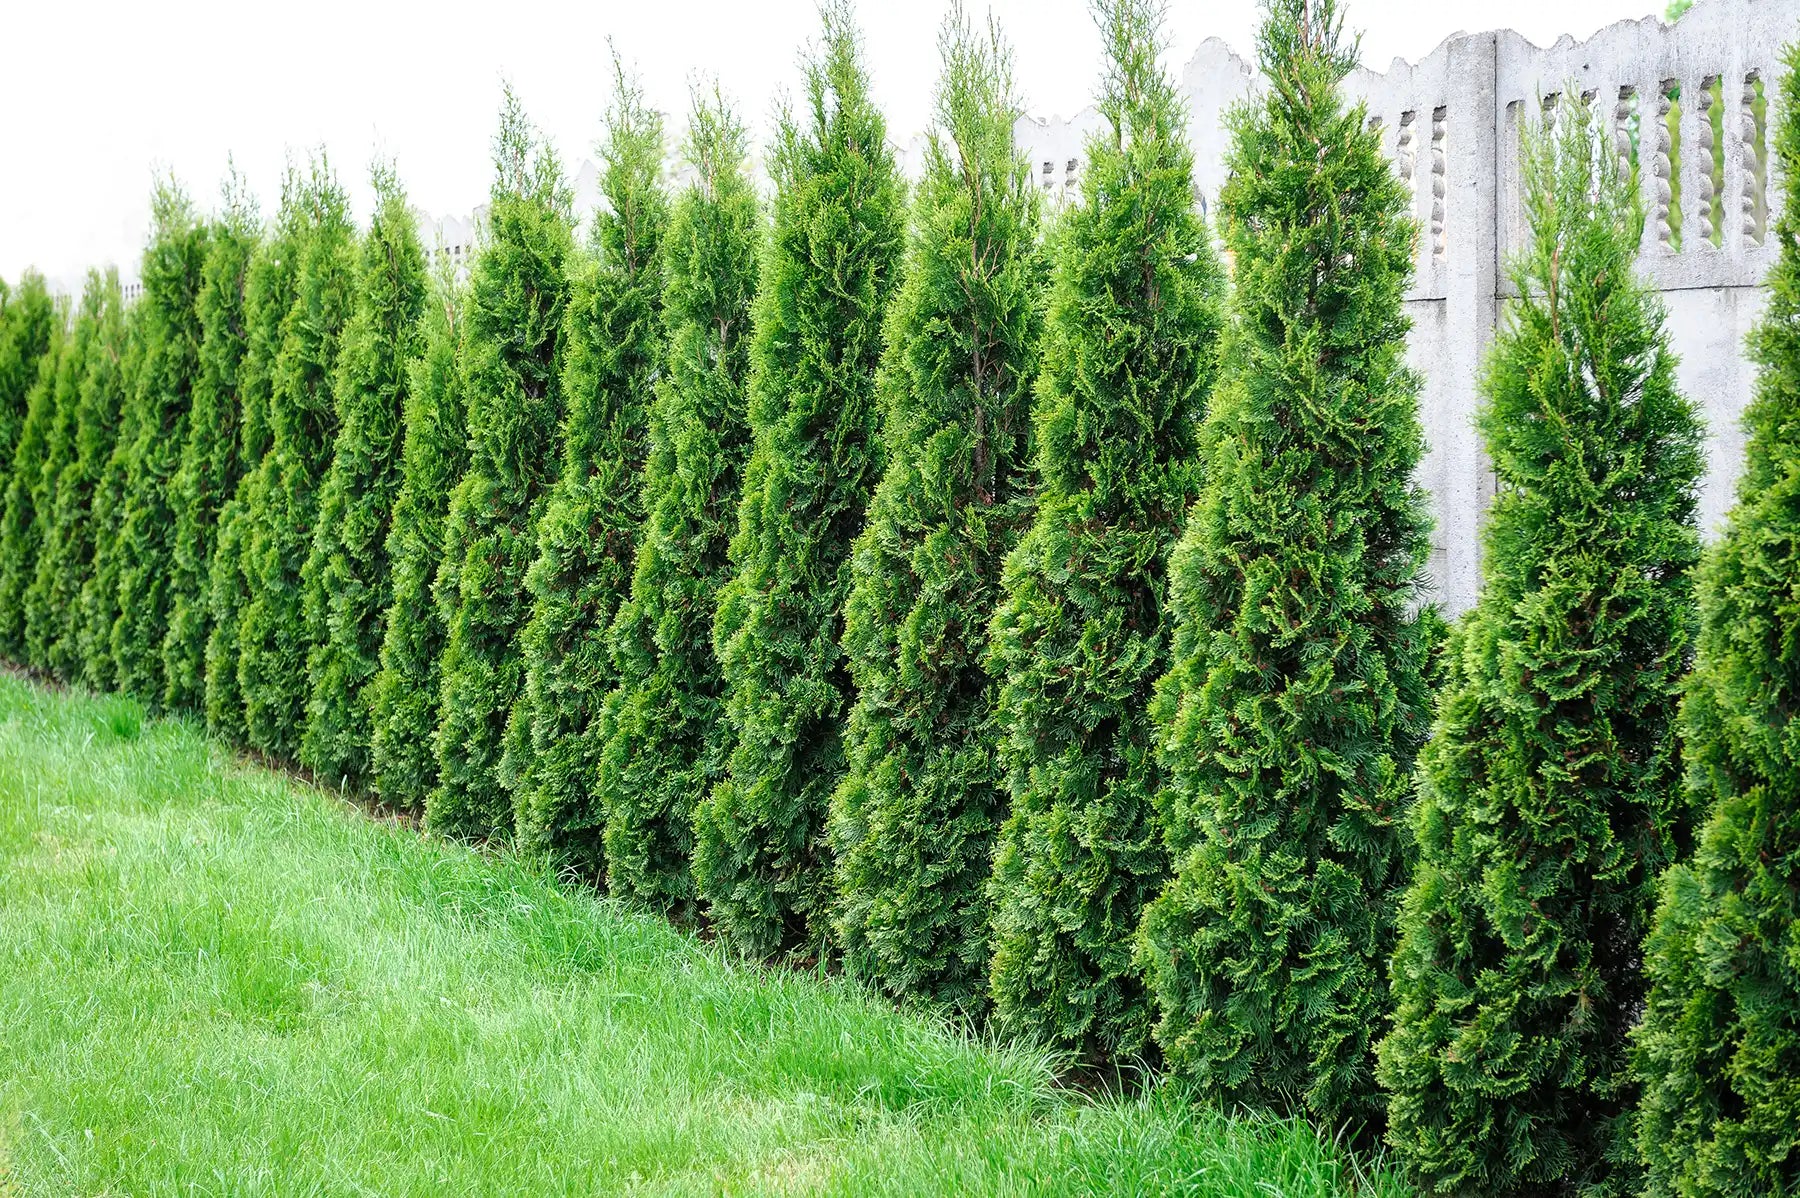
[5,0,1667,286]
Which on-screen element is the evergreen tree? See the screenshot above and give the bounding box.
[205,178,305,742]
[0,322,65,663]
[596,84,760,916]
[76,302,143,690]
[426,90,575,839]
[368,262,466,807]
[0,313,63,661]
[0,271,54,513]
[692,1,906,958]
[1141,0,1433,1122]
[982,0,1223,1061]
[43,271,125,682]
[238,159,357,760]
[1632,40,1800,1198]
[1377,97,1702,1193]
[163,177,258,711]
[509,61,666,865]
[299,164,428,789]
[112,180,211,703]
[827,7,1044,1013]
[24,277,102,672]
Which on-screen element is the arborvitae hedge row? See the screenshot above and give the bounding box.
[1632,40,1800,1198]
[299,165,427,789]
[23,277,100,671]
[983,0,1223,1063]
[164,183,258,711]
[1379,98,1702,1194]
[205,182,305,741]
[112,182,210,704]
[596,86,761,917]
[509,66,665,865]
[368,265,465,807]
[239,161,358,760]
[692,1,905,958]
[427,92,575,839]
[828,7,1044,1014]
[1141,0,1433,1127]
[43,271,124,682]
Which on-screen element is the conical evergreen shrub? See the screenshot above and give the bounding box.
[239,159,358,760]
[299,164,428,789]
[1141,0,1433,1124]
[42,271,125,682]
[0,313,64,661]
[426,90,576,839]
[982,0,1223,1061]
[1377,96,1702,1193]
[509,62,665,864]
[368,263,466,807]
[23,277,102,672]
[163,179,259,711]
[596,84,760,916]
[111,181,210,703]
[827,7,1044,1013]
[1632,40,1800,1198]
[0,271,54,513]
[692,1,905,958]
[205,180,306,742]
[76,301,143,690]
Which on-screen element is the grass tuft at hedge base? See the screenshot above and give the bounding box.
[0,670,1413,1197]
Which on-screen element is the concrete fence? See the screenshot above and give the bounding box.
[1016,0,1795,614]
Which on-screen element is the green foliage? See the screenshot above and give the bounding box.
[596,85,760,916]
[1378,97,1702,1194]
[163,179,259,711]
[0,272,54,517]
[23,278,103,673]
[299,166,428,789]
[111,180,211,704]
[238,160,358,760]
[509,64,666,864]
[426,90,576,839]
[1633,40,1800,1198]
[0,315,63,661]
[204,181,305,742]
[983,0,1223,1062]
[828,7,1044,1014]
[40,272,125,682]
[76,304,143,691]
[692,2,906,958]
[1140,0,1432,1125]
[367,267,466,807]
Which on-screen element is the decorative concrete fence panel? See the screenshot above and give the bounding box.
[1014,0,1793,614]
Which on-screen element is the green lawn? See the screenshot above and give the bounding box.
[0,673,1407,1196]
